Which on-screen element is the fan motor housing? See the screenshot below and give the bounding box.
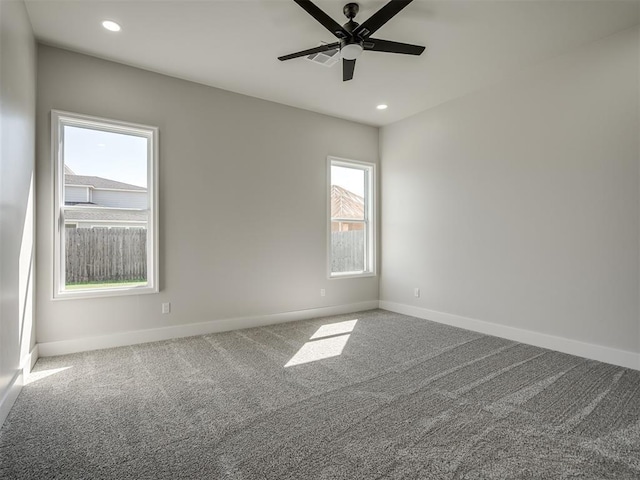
[342,19,359,35]
[340,36,363,48]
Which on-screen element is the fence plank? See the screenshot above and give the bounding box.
[331,230,364,273]
[65,227,147,284]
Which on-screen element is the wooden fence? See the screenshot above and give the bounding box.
[66,228,360,283]
[65,227,147,284]
[331,230,365,273]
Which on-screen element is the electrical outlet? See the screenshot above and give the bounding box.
[320,289,326,297]
[414,288,420,298]
[162,302,171,314]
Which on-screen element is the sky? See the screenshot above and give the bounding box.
[64,126,148,188]
[331,165,364,197]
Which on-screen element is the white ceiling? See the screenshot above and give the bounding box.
[25,0,639,126]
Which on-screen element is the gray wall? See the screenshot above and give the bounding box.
[380,27,640,355]
[36,46,379,344]
[0,0,37,415]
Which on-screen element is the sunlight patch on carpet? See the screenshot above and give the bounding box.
[24,367,72,385]
[285,319,357,367]
[310,319,357,339]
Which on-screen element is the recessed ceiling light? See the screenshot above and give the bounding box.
[102,20,121,32]
[376,104,388,110]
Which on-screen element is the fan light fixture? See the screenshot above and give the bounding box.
[377,104,388,110]
[102,20,121,32]
[340,43,363,60]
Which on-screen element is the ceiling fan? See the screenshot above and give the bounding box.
[278,0,425,81]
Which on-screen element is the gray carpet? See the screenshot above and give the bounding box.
[1,309,639,479]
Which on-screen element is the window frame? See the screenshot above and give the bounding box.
[327,156,376,279]
[51,110,159,300]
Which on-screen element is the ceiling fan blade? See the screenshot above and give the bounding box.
[278,42,340,61]
[293,0,349,38]
[364,38,425,55]
[354,0,414,38]
[343,59,356,81]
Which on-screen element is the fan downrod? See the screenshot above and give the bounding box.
[343,3,359,20]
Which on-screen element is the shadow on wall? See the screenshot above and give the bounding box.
[18,172,35,365]
[0,172,36,402]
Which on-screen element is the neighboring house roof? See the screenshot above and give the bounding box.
[64,165,76,175]
[65,206,147,223]
[331,185,364,219]
[65,174,146,191]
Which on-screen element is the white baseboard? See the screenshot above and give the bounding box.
[0,344,40,428]
[0,371,23,428]
[38,300,380,357]
[379,301,640,371]
[22,344,39,374]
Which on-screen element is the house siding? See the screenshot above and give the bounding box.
[92,190,147,209]
[65,185,89,203]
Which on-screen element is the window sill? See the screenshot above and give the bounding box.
[53,284,158,301]
[329,272,376,280]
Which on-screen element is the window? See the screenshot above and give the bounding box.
[328,157,375,278]
[52,111,158,299]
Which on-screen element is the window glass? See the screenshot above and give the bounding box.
[53,111,158,298]
[329,159,374,277]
